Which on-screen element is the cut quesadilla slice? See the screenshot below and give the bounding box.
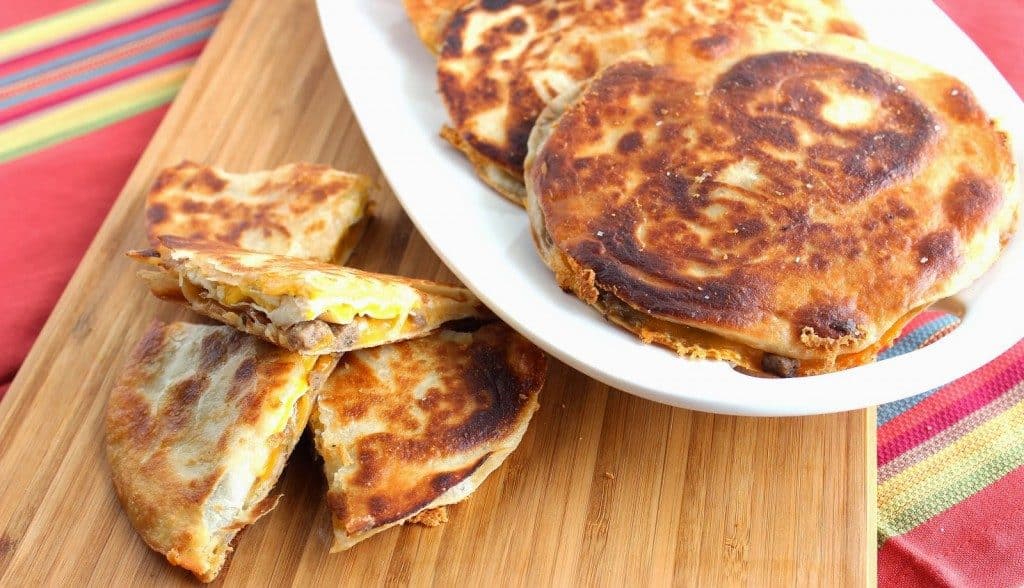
[105,320,339,582]
[128,236,491,355]
[310,321,546,551]
[146,161,372,264]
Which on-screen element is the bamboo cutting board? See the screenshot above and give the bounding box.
[0,0,872,585]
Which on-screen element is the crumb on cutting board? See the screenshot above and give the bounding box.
[409,507,449,527]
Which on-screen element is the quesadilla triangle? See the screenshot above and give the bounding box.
[146,160,373,264]
[127,236,492,355]
[310,321,546,552]
[105,321,340,582]
[524,27,1020,377]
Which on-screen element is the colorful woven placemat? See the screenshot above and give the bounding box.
[877,312,1024,585]
[0,2,1021,585]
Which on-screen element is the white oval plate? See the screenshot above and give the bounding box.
[317,0,1024,416]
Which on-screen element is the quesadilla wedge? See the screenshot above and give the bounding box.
[105,321,339,582]
[128,236,490,355]
[310,321,546,551]
[524,27,1019,376]
[146,161,372,264]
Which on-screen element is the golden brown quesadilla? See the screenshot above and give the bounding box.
[105,321,339,581]
[128,237,490,355]
[310,321,546,551]
[437,0,864,204]
[146,161,371,264]
[525,28,1019,376]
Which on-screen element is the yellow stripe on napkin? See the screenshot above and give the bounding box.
[0,0,179,62]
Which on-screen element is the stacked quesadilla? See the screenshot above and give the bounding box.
[523,28,1018,376]
[432,0,864,204]
[406,1,1020,376]
[106,162,547,581]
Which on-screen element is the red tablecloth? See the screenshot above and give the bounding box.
[0,2,1022,585]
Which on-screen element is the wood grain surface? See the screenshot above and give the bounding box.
[0,0,872,585]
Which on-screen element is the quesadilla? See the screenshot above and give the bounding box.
[437,0,864,205]
[524,28,1019,376]
[310,321,546,551]
[105,321,339,582]
[403,0,467,53]
[128,236,490,355]
[146,161,372,264]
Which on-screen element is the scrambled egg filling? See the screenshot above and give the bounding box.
[254,356,318,488]
[185,271,419,328]
[268,355,317,434]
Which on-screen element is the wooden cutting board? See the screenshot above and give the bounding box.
[0,0,873,584]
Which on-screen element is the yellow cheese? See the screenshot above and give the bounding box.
[321,301,406,324]
[261,356,315,437]
[208,283,278,310]
[253,356,319,486]
[221,285,248,306]
[192,266,423,330]
[214,283,414,325]
[355,317,403,347]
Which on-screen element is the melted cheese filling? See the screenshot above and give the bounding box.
[599,291,927,376]
[331,212,370,264]
[265,355,317,435]
[208,357,322,530]
[250,357,318,499]
[184,272,419,328]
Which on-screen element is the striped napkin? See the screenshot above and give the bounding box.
[0,0,227,163]
[878,311,1024,585]
[0,0,228,389]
